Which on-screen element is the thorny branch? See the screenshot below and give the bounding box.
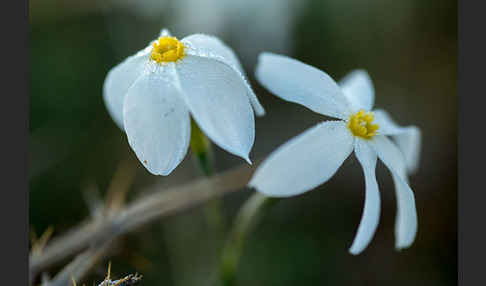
[43,240,112,286]
[30,162,257,283]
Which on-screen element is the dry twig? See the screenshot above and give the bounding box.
[30,162,256,283]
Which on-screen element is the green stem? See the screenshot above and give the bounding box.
[190,118,225,231]
[220,192,278,286]
[190,119,213,176]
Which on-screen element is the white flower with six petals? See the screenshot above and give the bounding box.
[103,29,265,175]
[250,52,421,254]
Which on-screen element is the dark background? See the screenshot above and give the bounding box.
[29,0,456,285]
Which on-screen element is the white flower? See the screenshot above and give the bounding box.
[250,52,421,254]
[103,29,265,175]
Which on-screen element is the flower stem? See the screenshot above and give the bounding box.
[190,118,225,231]
[190,119,213,176]
[220,192,278,286]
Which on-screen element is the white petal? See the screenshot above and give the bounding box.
[249,121,354,197]
[182,34,265,116]
[369,136,418,250]
[123,74,191,175]
[175,55,254,162]
[255,52,351,119]
[182,34,245,76]
[103,53,149,130]
[349,139,380,255]
[338,70,375,112]
[374,109,421,173]
[160,28,171,37]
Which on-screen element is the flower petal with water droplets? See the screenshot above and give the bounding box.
[182,34,265,116]
[176,55,254,162]
[103,53,149,130]
[123,74,191,175]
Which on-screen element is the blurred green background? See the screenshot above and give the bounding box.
[30,0,456,285]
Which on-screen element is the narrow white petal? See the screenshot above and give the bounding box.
[255,52,351,119]
[374,109,421,173]
[160,28,171,37]
[123,74,191,175]
[249,121,354,197]
[103,53,149,130]
[182,34,265,116]
[338,70,375,112]
[176,55,254,161]
[369,136,418,250]
[349,139,380,255]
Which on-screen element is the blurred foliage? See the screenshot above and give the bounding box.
[30,0,456,285]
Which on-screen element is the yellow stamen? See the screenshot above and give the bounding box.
[347,109,379,139]
[150,36,185,63]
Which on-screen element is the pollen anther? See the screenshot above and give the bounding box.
[347,110,379,139]
[150,36,185,63]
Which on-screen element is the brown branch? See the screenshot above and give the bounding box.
[30,162,256,282]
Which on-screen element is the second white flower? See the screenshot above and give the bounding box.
[250,52,421,254]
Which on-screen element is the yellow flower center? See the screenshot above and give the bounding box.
[347,110,379,139]
[150,36,185,63]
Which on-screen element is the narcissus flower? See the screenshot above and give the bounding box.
[250,53,421,254]
[103,29,264,175]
